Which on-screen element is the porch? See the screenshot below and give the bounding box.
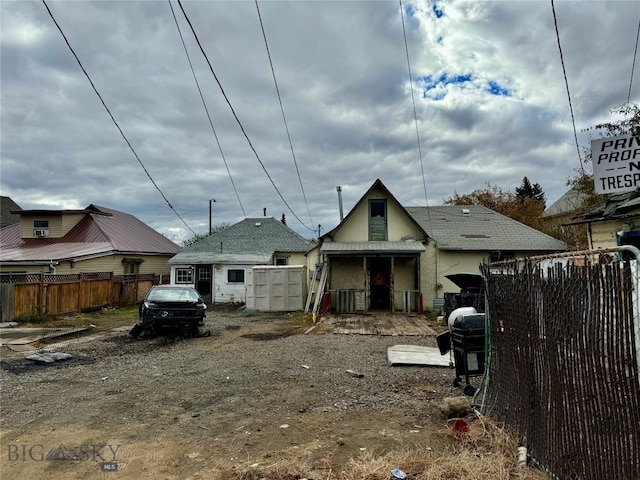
[319,312,438,336]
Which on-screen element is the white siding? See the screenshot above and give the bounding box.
[214,265,249,304]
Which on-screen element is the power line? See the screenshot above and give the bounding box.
[42,0,196,236]
[254,0,313,228]
[399,0,430,208]
[167,0,247,219]
[626,16,640,109]
[551,0,584,175]
[176,0,316,233]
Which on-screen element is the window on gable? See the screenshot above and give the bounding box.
[369,199,387,241]
[228,269,245,283]
[34,220,49,228]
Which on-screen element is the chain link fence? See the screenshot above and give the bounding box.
[477,247,640,479]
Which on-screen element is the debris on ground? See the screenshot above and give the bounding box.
[440,395,472,418]
[25,349,73,363]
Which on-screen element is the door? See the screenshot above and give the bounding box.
[369,257,391,310]
[196,265,212,303]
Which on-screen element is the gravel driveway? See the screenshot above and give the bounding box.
[0,307,461,479]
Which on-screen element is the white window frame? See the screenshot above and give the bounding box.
[176,268,194,284]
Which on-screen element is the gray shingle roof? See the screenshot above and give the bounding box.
[1,196,21,227]
[170,217,312,264]
[406,205,566,252]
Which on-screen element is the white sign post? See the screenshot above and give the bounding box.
[591,134,640,194]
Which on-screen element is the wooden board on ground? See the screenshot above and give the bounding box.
[387,344,452,367]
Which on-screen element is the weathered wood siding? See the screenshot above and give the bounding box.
[589,219,625,249]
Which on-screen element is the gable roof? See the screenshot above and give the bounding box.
[322,179,429,241]
[543,188,587,218]
[1,196,22,227]
[0,205,179,264]
[406,205,567,252]
[169,217,313,265]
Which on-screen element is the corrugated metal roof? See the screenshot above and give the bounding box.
[320,241,425,254]
[0,205,179,263]
[89,205,180,253]
[406,205,566,252]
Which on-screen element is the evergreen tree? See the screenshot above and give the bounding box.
[515,176,545,208]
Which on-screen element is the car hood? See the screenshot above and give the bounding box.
[445,273,483,290]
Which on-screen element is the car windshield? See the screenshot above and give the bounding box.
[147,288,200,302]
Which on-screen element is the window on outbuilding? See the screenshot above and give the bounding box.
[369,199,387,241]
[275,256,289,265]
[176,268,194,284]
[228,269,245,283]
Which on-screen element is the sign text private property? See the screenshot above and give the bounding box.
[592,134,640,194]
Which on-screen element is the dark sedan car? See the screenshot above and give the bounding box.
[130,285,207,338]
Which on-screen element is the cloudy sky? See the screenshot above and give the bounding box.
[2,0,639,242]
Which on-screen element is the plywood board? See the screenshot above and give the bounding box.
[387,344,452,367]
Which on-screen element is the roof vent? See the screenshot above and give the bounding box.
[461,208,470,216]
[255,222,262,227]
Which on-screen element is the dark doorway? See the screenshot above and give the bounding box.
[196,265,212,303]
[369,257,391,310]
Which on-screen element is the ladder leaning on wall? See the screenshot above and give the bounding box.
[304,263,327,316]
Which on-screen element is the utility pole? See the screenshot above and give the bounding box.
[209,199,216,235]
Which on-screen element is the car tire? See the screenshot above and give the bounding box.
[129,324,143,338]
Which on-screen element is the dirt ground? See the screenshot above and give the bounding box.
[0,307,490,479]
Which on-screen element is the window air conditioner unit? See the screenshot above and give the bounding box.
[34,229,49,237]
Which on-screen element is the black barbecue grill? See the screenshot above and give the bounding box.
[437,311,486,396]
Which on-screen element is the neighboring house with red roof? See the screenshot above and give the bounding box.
[0,204,179,275]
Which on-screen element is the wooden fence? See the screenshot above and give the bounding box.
[0,272,169,322]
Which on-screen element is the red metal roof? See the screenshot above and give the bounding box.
[0,205,179,263]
